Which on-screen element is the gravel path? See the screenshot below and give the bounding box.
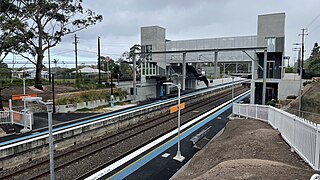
[172,118,316,180]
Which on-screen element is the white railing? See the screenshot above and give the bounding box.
[0,110,32,130]
[0,111,11,124]
[0,99,33,130]
[233,103,320,171]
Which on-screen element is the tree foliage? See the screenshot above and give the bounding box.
[0,0,26,62]
[0,62,10,79]
[0,0,103,89]
[129,44,141,60]
[307,42,320,76]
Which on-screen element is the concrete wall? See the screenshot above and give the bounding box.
[257,12,285,50]
[56,99,108,113]
[141,26,166,75]
[0,85,236,169]
[136,83,157,101]
[55,96,132,113]
[278,79,303,100]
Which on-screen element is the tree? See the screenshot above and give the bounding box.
[1,0,103,89]
[0,62,10,80]
[311,42,320,58]
[129,44,141,60]
[307,42,320,75]
[117,57,132,79]
[0,62,8,68]
[0,0,26,62]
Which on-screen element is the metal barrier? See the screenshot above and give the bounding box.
[0,99,33,130]
[0,111,11,124]
[233,103,320,171]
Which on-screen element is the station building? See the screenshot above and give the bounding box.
[136,12,300,104]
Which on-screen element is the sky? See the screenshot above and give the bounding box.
[4,0,320,68]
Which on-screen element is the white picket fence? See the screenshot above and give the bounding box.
[0,110,33,129]
[233,103,320,171]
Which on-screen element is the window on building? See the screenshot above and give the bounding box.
[266,38,276,52]
[146,45,152,61]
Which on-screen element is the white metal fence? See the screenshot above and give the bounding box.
[0,110,33,129]
[233,103,320,171]
[0,100,33,131]
[0,111,11,124]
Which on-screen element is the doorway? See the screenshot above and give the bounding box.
[267,61,275,78]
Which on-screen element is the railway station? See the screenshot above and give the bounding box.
[0,8,319,180]
[136,12,300,104]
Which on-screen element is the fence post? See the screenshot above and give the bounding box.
[291,117,296,153]
[255,105,258,119]
[9,99,13,125]
[238,105,241,118]
[315,125,320,171]
[29,113,32,130]
[232,104,234,115]
[246,105,248,119]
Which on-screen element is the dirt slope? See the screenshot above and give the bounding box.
[172,119,315,180]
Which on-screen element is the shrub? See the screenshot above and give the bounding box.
[286,95,297,99]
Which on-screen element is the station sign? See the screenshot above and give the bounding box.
[105,56,110,62]
[12,94,37,101]
[170,103,185,113]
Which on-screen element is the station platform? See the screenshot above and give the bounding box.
[88,95,250,179]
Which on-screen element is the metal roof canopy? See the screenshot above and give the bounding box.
[133,46,268,105]
[169,60,253,63]
[134,46,267,55]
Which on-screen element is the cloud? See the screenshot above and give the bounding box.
[4,0,320,67]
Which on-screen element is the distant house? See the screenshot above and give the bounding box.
[16,68,49,79]
[71,67,106,78]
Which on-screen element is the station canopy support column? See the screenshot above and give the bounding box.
[182,52,186,91]
[214,51,218,79]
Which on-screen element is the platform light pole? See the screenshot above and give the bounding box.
[163,82,185,162]
[232,76,234,106]
[23,97,54,180]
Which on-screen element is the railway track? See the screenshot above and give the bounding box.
[0,86,247,179]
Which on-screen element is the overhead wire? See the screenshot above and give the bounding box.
[306,12,320,34]
[306,12,320,29]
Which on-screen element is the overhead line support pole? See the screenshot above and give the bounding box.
[74,34,79,86]
[262,49,267,105]
[98,37,101,84]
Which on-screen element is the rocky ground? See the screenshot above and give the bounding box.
[172,118,316,180]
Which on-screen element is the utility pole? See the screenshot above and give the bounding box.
[74,34,79,86]
[300,28,307,77]
[98,37,101,84]
[48,47,51,84]
[52,74,56,114]
[133,54,136,99]
[298,28,307,116]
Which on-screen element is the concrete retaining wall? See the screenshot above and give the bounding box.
[56,95,132,113]
[0,85,237,169]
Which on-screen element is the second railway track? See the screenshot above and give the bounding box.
[0,86,248,180]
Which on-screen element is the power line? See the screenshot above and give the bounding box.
[51,50,74,56]
[306,12,320,28]
[77,49,122,56]
[308,23,320,34]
